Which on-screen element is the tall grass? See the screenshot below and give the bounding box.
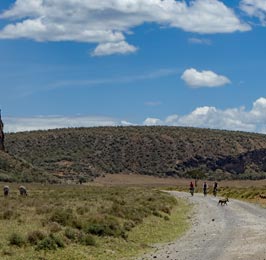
[0,183,190,259]
[218,186,266,204]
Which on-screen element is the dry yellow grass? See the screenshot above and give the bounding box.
[95,173,266,189]
[0,182,190,260]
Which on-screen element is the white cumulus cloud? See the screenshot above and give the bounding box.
[0,0,250,55]
[143,97,266,133]
[3,98,266,134]
[121,120,135,126]
[240,0,266,25]
[92,41,138,56]
[4,115,121,132]
[165,114,179,124]
[181,68,231,88]
[143,117,163,126]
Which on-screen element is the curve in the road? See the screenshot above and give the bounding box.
[138,191,266,260]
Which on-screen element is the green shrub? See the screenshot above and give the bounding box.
[164,215,170,221]
[153,211,163,218]
[110,203,146,224]
[84,216,126,238]
[64,228,78,241]
[0,173,13,182]
[49,208,76,227]
[71,218,83,230]
[85,223,106,236]
[8,233,25,247]
[27,230,45,245]
[35,234,65,251]
[35,237,57,251]
[50,234,65,248]
[160,206,171,215]
[124,220,136,231]
[78,233,96,246]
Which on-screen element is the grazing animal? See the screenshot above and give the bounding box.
[3,186,9,197]
[218,198,229,206]
[19,186,27,196]
[259,194,266,199]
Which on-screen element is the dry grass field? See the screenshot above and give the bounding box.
[0,174,265,259]
[95,174,266,207]
[95,173,266,188]
[0,182,190,260]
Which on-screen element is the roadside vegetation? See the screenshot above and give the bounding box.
[218,186,266,208]
[171,179,266,208]
[0,184,190,260]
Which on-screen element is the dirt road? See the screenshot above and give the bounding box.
[138,191,266,260]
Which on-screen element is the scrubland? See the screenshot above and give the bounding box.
[0,183,189,260]
[6,126,266,181]
[1,174,266,259]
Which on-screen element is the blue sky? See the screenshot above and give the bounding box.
[0,0,266,133]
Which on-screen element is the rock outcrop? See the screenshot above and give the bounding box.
[0,110,4,151]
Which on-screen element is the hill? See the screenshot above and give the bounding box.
[4,126,266,181]
[0,150,59,183]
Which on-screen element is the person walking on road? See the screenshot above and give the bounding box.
[213,181,218,197]
[189,181,194,196]
[203,181,208,196]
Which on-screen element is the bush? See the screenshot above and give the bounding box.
[64,228,78,241]
[49,208,76,227]
[160,206,171,215]
[9,233,25,247]
[50,234,65,248]
[84,216,126,238]
[48,222,62,233]
[71,218,83,230]
[27,230,45,245]
[153,211,163,218]
[35,234,65,251]
[164,215,170,221]
[35,237,57,251]
[78,233,96,246]
[124,220,136,231]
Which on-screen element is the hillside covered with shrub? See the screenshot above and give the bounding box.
[0,151,59,183]
[4,126,266,181]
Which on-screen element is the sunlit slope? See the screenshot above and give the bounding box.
[0,150,58,183]
[5,126,266,180]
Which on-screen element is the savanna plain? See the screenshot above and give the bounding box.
[1,174,266,260]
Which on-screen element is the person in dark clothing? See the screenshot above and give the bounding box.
[213,181,218,197]
[189,181,194,196]
[203,182,208,196]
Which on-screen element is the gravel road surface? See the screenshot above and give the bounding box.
[138,191,266,260]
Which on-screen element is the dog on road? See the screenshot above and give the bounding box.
[218,198,229,206]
